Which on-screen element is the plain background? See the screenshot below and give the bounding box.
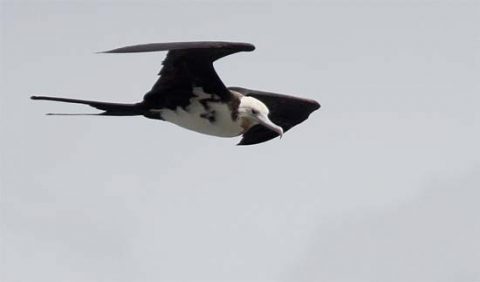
[1,0,479,281]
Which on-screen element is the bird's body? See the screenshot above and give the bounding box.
[151,86,244,137]
[32,41,320,145]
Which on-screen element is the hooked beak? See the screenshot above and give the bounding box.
[256,113,284,138]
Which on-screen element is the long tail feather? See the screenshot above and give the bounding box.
[31,96,144,116]
[46,113,102,116]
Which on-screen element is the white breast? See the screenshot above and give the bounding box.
[152,88,244,137]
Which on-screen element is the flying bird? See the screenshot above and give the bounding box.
[31,41,320,145]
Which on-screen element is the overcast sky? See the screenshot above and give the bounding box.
[1,0,479,281]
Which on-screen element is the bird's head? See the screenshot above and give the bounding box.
[238,96,283,137]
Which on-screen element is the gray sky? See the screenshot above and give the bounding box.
[1,0,479,281]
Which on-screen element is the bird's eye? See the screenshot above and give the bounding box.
[251,109,259,115]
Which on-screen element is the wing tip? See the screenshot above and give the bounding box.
[311,100,321,111]
[236,139,258,146]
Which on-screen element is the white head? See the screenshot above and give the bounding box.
[238,96,283,137]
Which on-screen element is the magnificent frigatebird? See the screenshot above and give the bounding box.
[31,41,320,145]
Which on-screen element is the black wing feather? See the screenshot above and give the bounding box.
[229,87,320,145]
[101,41,255,54]
[103,41,255,110]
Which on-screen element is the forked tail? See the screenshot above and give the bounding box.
[31,96,144,116]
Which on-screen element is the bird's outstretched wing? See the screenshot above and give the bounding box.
[229,87,320,145]
[103,41,255,110]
